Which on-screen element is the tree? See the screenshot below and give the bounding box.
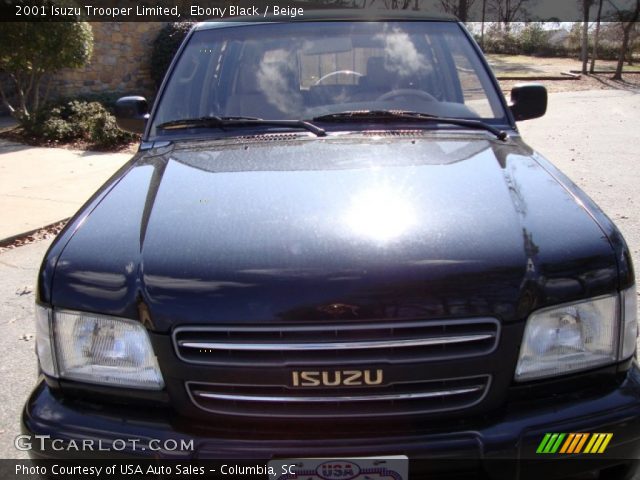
[151,21,194,88]
[439,0,477,21]
[480,0,487,48]
[581,0,595,74]
[488,0,529,31]
[382,0,413,8]
[609,0,640,80]
[590,0,604,73]
[0,19,93,122]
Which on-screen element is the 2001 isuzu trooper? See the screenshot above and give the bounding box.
[23,12,640,479]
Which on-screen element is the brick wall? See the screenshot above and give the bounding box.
[50,22,166,100]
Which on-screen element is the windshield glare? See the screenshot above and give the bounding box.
[151,21,507,137]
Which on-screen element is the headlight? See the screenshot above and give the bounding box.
[35,308,164,390]
[515,294,621,381]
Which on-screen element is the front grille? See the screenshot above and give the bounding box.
[186,375,491,418]
[173,318,500,367]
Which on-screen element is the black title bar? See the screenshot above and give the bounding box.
[1,0,640,22]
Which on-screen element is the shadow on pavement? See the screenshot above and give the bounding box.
[0,139,31,154]
[80,148,136,158]
[588,73,640,93]
[0,116,17,130]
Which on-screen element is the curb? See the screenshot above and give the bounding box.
[0,218,69,248]
[496,72,580,81]
[569,69,640,75]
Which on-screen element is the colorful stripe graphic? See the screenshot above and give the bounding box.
[536,433,613,454]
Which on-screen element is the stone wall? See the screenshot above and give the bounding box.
[50,22,166,100]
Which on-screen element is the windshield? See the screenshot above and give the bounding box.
[150,21,508,137]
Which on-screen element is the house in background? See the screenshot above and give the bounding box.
[547,28,570,50]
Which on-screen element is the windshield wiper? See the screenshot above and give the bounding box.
[312,110,507,141]
[156,116,326,137]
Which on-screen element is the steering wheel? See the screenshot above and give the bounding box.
[314,70,363,86]
[376,89,437,102]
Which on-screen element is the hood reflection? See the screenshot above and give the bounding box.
[48,137,618,329]
[344,185,416,244]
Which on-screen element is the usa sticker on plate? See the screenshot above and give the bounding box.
[268,456,409,480]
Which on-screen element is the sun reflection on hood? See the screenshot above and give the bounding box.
[344,185,416,244]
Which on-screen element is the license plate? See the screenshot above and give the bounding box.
[269,456,409,480]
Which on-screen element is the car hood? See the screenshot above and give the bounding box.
[49,134,617,331]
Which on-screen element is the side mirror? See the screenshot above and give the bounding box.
[509,83,547,121]
[115,96,149,134]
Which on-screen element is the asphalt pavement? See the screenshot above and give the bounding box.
[0,239,50,459]
[0,89,639,465]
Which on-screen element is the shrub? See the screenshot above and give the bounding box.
[481,25,521,55]
[595,42,623,61]
[41,117,75,142]
[31,99,137,149]
[150,21,195,88]
[480,25,574,58]
[87,107,134,149]
[519,23,551,55]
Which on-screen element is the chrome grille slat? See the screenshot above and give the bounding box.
[178,333,494,352]
[185,376,492,418]
[173,318,500,367]
[191,385,484,403]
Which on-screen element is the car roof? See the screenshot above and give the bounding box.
[194,9,458,31]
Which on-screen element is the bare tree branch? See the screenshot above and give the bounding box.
[439,0,477,20]
[488,0,520,30]
[0,82,16,115]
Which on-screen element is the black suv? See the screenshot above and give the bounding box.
[23,13,639,479]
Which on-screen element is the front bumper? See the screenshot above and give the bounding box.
[22,364,640,479]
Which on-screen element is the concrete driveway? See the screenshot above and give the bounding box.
[0,89,639,467]
[0,140,130,240]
